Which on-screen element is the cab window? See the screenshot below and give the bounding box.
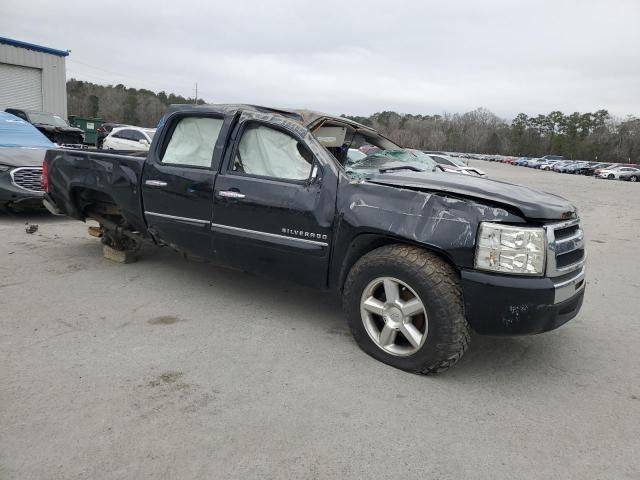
[161,117,224,168]
[232,124,313,181]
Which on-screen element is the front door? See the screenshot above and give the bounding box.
[141,113,231,258]
[211,117,336,287]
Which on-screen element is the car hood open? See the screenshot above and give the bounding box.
[367,171,576,221]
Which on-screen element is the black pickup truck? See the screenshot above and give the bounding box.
[43,104,586,374]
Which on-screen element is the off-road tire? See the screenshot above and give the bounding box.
[343,244,470,374]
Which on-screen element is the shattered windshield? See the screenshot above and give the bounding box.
[344,149,438,180]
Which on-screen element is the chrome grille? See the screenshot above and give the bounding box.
[546,218,586,303]
[546,218,586,277]
[10,167,44,193]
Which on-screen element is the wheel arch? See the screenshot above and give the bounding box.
[69,185,122,218]
[335,232,460,291]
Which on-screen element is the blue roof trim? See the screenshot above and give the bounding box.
[0,36,69,57]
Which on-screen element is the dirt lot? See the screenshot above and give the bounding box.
[1,161,639,479]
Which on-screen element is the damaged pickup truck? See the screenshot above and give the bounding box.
[42,104,586,374]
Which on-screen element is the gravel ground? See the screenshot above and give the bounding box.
[1,161,639,479]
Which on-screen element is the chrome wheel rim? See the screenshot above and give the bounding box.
[360,277,428,357]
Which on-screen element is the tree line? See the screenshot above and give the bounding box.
[66,79,205,128]
[344,108,639,163]
[67,80,638,163]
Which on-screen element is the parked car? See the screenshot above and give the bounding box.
[103,126,156,151]
[596,166,640,180]
[4,108,84,145]
[619,169,640,182]
[425,153,487,177]
[583,163,615,176]
[0,112,55,211]
[526,158,545,168]
[43,104,585,374]
[554,161,580,173]
[526,155,564,168]
[563,161,591,174]
[96,122,127,149]
[540,160,562,170]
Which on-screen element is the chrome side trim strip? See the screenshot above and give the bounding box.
[210,223,328,247]
[144,211,209,225]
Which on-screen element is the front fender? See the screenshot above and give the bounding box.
[330,178,525,288]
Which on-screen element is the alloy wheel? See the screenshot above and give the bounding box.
[360,277,428,356]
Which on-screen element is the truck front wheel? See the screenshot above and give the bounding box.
[343,244,470,374]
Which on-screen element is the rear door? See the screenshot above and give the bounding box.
[211,114,337,287]
[141,112,233,257]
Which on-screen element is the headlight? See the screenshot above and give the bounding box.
[0,164,11,172]
[475,222,546,276]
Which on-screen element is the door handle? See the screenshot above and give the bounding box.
[145,179,168,187]
[217,190,246,199]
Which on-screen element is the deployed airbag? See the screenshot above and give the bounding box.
[162,117,223,167]
[237,125,312,180]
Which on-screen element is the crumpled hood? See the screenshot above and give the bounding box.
[367,171,576,220]
[0,147,49,168]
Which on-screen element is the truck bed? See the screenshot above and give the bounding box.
[45,148,148,232]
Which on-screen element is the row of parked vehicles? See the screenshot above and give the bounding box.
[454,152,640,182]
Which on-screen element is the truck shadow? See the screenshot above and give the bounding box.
[134,244,346,330]
[134,245,574,379]
[40,234,575,379]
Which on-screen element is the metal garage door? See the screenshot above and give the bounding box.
[0,63,43,111]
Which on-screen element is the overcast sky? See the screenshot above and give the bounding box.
[1,0,639,119]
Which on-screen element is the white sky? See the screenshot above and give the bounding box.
[1,0,639,119]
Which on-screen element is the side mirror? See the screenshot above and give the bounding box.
[139,138,149,145]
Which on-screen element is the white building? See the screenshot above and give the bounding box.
[0,37,69,118]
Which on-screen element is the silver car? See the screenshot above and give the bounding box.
[426,154,487,177]
[596,166,640,180]
[619,169,640,182]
